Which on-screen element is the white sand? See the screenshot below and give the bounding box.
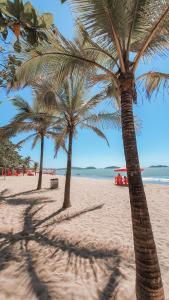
[0,175,169,300]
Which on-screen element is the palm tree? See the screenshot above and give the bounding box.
[33,161,39,175]
[22,155,32,176]
[2,96,62,190]
[47,77,120,209]
[24,156,31,168]
[14,1,169,298]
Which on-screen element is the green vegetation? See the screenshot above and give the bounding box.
[1,95,64,189]
[0,0,53,47]
[104,166,119,169]
[85,166,96,169]
[33,161,39,175]
[149,165,168,168]
[0,138,23,168]
[41,76,120,209]
[23,156,31,168]
[0,0,53,90]
[0,55,22,89]
[57,167,83,170]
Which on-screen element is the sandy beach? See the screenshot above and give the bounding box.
[0,175,169,300]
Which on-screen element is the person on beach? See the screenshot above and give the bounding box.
[2,168,5,176]
[123,176,128,186]
[7,168,12,176]
[22,165,26,176]
[115,173,123,185]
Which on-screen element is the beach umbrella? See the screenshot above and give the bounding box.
[114,167,144,172]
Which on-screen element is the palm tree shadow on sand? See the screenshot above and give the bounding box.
[0,195,131,300]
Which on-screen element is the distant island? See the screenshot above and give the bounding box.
[57,166,96,170]
[149,165,168,168]
[104,166,119,169]
[57,167,83,170]
[57,166,121,170]
[85,166,96,169]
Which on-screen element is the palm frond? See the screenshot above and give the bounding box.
[1,91,64,155]
[77,21,119,69]
[54,128,68,157]
[63,0,133,68]
[0,121,36,138]
[14,28,117,91]
[76,91,106,118]
[0,124,18,139]
[138,71,169,97]
[13,0,169,95]
[83,111,121,129]
[11,96,33,114]
[133,2,169,69]
[80,122,109,146]
[16,133,37,146]
[88,73,121,107]
[31,134,40,149]
[49,130,68,154]
[61,1,169,65]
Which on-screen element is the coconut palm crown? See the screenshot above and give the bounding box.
[42,76,121,209]
[1,95,63,190]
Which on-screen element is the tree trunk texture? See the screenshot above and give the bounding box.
[120,75,165,300]
[37,135,44,190]
[62,129,73,209]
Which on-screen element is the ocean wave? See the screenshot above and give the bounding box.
[142,177,169,183]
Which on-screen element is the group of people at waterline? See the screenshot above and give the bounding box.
[115,173,128,186]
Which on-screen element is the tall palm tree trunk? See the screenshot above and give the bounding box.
[120,74,165,300]
[62,129,73,209]
[37,135,44,190]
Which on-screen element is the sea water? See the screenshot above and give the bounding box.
[56,167,169,185]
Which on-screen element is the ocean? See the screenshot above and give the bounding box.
[56,167,169,185]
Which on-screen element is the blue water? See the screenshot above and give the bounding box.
[56,167,169,185]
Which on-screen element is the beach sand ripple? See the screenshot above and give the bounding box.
[0,175,168,300]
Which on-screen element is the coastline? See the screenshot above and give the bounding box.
[56,172,169,185]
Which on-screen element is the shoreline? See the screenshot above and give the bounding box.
[1,173,169,185]
[56,173,169,185]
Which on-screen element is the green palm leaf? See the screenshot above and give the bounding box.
[31,134,40,149]
[83,111,121,129]
[16,133,37,146]
[138,71,169,97]
[54,128,68,157]
[80,122,109,146]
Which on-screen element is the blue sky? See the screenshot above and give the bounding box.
[1,0,169,168]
